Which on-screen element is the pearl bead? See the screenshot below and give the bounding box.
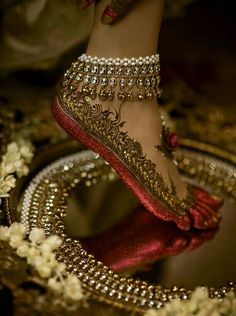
[80,54,160,67]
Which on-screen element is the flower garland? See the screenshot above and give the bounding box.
[0,222,84,302]
[0,139,34,197]
[0,138,84,304]
[146,287,236,316]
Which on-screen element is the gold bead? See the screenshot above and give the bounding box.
[118,91,125,101]
[99,90,107,101]
[107,90,114,101]
[138,93,144,101]
[126,93,133,102]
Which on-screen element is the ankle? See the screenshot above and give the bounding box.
[86,39,158,59]
[86,0,164,58]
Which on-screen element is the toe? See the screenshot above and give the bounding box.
[192,186,224,211]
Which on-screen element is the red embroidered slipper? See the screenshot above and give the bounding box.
[81,205,218,272]
[52,54,223,231]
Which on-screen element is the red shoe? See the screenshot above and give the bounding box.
[53,54,223,231]
[81,205,218,272]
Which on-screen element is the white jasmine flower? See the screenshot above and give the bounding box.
[46,235,62,250]
[0,175,16,197]
[16,164,29,177]
[2,162,16,175]
[9,222,26,238]
[64,275,83,300]
[37,265,52,278]
[48,277,63,292]
[44,253,58,268]
[187,298,198,313]
[165,299,183,313]
[19,143,34,163]
[48,257,58,269]
[0,183,11,197]
[3,175,16,188]
[29,228,45,244]
[146,310,164,316]
[41,249,55,260]
[6,142,19,154]
[39,242,51,255]
[0,139,34,197]
[66,275,82,288]
[145,287,236,316]
[57,262,66,273]
[220,299,231,313]
[0,226,10,241]
[9,235,24,249]
[232,298,236,315]
[2,222,84,303]
[17,139,33,163]
[40,235,62,252]
[16,242,30,257]
[0,140,33,179]
[27,248,41,264]
[28,246,41,257]
[191,287,208,301]
[1,154,22,174]
[27,247,42,266]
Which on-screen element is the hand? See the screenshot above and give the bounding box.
[78,0,139,25]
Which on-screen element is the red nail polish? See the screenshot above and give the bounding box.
[101,6,119,25]
[79,0,95,9]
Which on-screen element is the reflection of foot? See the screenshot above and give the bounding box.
[81,205,219,273]
[53,54,223,231]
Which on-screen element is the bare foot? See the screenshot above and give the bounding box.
[87,90,188,199]
[84,0,187,199]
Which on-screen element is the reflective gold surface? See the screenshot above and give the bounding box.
[2,138,235,314]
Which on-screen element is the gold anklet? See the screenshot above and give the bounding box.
[63,54,161,103]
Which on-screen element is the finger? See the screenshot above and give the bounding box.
[101,0,138,25]
[78,0,96,9]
